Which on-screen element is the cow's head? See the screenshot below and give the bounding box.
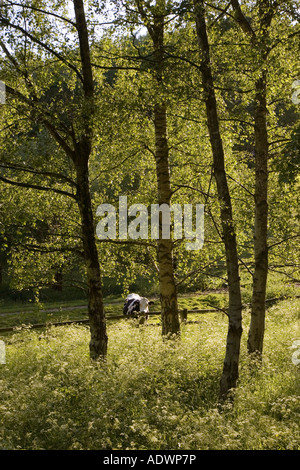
[139,297,154,314]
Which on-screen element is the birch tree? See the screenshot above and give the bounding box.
[0,0,108,359]
[115,0,181,336]
[193,0,243,401]
[230,0,299,356]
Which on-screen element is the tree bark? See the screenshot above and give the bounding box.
[154,102,180,336]
[194,0,243,401]
[247,71,269,356]
[247,1,272,356]
[75,153,108,360]
[140,3,180,336]
[0,0,108,359]
[52,269,63,291]
[73,0,108,359]
[230,0,272,357]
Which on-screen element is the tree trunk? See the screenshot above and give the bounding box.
[52,269,63,291]
[230,0,272,357]
[0,0,107,360]
[154,102,180,336]
[194,0,243,401]
[247,72,269,356]
[72,0,108,360]
[75,150,108,360]
[247,0,272,357]
[143,4,180,336]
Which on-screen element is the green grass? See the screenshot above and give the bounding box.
[0,297,125,330]
[0,296,299,450]
[0,292,222,331]
[0,293,228,331]
[0,298,88,313]
[1,270,297,331]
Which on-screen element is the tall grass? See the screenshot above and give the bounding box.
[0,298,299,450]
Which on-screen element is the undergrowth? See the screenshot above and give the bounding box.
[0,298,299,450]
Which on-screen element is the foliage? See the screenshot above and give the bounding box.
[0,0,299,437]
[0,0,299,298]
[0,297,299,450]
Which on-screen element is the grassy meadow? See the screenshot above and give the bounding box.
[0,281,299,450]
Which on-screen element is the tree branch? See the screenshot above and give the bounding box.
[268,234,300,250]
[97,239,156,248]
[73,0,94,98]
[4,1,77,26]
[0,14,83,82]
[5,85,76,162]
[0,162,76,188]
[0,174,77,200]
[230,0,256,39]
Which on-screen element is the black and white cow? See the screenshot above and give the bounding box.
[123,293,154,322]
